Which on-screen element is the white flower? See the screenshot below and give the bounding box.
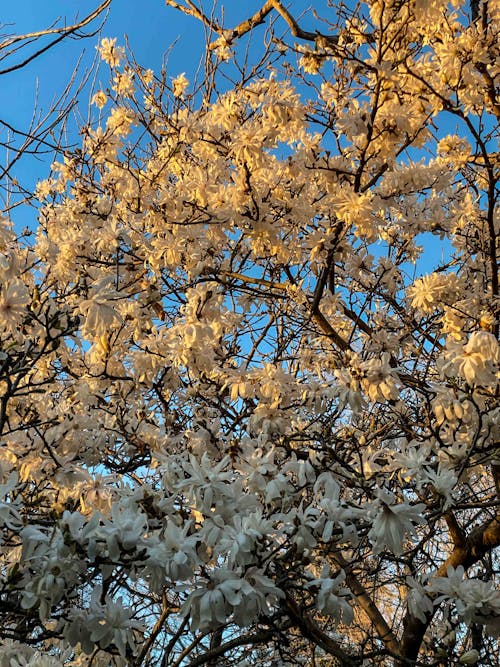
[78,279,123,337]
[218,510,271,566]
[89,596,141,656]
[97,38,125,67]
[0,279,30,331]
[156,521,198,580]
[91,90,108,108]
[106,106,135,137]
[66,591,143,657]
[112,70,135,96]
[360,353,399,402]
[408,272,460,313]
[429,565,466,599]
[307,569,353,624]
[440,331,499,386]
[185,581,231,631]
[299,51,322,74]
[421,466,457,508]
[184,568,283,631]
[0,215,15,249]
[9,651,66,667]
[368,490,425,555]
[406,576,433,622]
[103,502,147,560]
[0,472,23,529]
[464,330,499,363]
[172,73,189,98]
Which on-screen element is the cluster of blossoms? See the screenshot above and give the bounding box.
[1,1,500,665]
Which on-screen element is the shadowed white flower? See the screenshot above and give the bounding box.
[368,490,425,555]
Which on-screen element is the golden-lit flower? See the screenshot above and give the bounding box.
[172,73,189,98]
[97,37,125,67]
[0,279,30,331]
[91,90,108,109]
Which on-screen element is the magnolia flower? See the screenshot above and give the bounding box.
[172,73,189,97]
[184,579,233,631]
[97,37,125,67]
[0,279,30,331]
[0,472,23,529]
[91,90,108,109]
[9,651,66,667]
[106,106,135,137]
[218,511,272,566]
[185,569,283,631]
[0,215,14,249]
[429,566,500,636]
[65,592,142,657]
[440,331,499,386]
[307,569,353,624]
[157,521,198,580]
[408,272,460,313]
[112,70,135,96]
[299,51,322,74]
[429,565,466,599]
[406,576,433,622]
[78,282,123,337]
[0,500,22,530]
[421,466,457,508]
[393,440,432,482]
[464,330,499,363]
[360,353,399,402]
[104,502,148,560]
[88,596,141,657]
[368,490,425,555]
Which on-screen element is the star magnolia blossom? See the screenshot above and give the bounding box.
[1,1,500,665]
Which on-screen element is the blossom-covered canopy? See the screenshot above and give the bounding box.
[0,1,499,666]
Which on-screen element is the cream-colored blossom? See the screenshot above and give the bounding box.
[409,272,460,313]
[91,90,108,109]
[0,216,14,249]
[299,52,322,74]
[360,353,399,402]
[78,288,122,338]
[112,70,135,97]
[0,279,30,332]
[97,37,125,67]
[106,106,135,137]
[440,332,499,387]
[172,73,189,98]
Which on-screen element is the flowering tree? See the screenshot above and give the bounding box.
[0,1,499,665]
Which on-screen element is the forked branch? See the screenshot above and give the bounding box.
[0,0,111,75]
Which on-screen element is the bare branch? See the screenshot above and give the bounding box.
[0,0,111,76]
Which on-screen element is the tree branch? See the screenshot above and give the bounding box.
[185,626,286,667]
[285,592,359,666]
[333,552,401,657]
[0,0,111,76]
[399,510,500,665]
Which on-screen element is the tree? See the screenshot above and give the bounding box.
[0,1,499,665]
